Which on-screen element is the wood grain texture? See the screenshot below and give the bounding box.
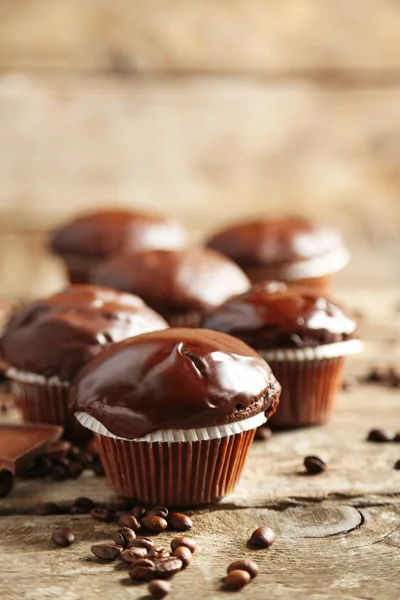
[1,0,400,74]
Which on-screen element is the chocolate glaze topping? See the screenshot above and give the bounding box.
[51,210,188,258]
[93,247,250,322]
[71,328,281,439]
[201,281,360,349]
[0,285,168,380]
[206,217,346,267]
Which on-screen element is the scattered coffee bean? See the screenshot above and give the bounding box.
[153,557,183,579]
[394,460,400,470]
[45,441,72,461]
[120,547,148,564]
[173,546,192,568]
[108,496,131,512]
[34,502,59,516]
[171,537,196,554]
[130,558,156,580]
[131,505,147,519]
[167,512,193,531]
[367,429,395,443]
[363,365,400,388]
[113,527,136,547]
[147,506,168,518]
[254,426,272,441]
[148,547,171,560]
[227,559,259,579]
[0,470,13,497]
[128,536,155,551]
[250,526,276,548]
[51,527,74,547]
[148,579,171,599]
[141,516,168,533]
[91,543,123,560]
[66,462,84,479]
[304,455,327,474]
[50,464,67,481]
[226,569,251,590]
[119,513,141,531]
[90,507,116,522]
[74,497,94,510]
[71,505,90,515]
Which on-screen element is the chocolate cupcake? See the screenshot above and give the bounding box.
[206,217,349,290]
[71,328,281,505]
[202,281,362,428]
[0,285,168,442]
[50,210,188,284]
[93,247,251,327]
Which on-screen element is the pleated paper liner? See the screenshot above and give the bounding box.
[7,368,91,444]
[259,340,363,429]
[76,412,266,505]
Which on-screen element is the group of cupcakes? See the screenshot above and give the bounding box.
[0,209,362,506]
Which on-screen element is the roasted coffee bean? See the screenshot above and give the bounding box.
[131,505,147,519]
[148,580,171,599]
[167,512,193,531]
[51,527,74,547]
[71,505,91,515]
[130,558,155,580]
[90,507,116,522]
[227,559,259,579]
[304,455,327,475]
[148,546,170,559]
[108,496,131,512]
[50,464,67,481]
[226,569,251,590]
[0,470,13,497]
[153,557,183,579]
[67,461,84,479]
[119,513,141,531]
[250,526,276,548]
[120,547,148,564]
[128,536,154,551]
[394,460,400,470]
[91,543,122,560]
[173,546,192,568]
[367,429,395,443]
[113,527,136,547]
[254,426,272,441]
[34,502,58,516]
[147,506,168,518]
[170,537,196,554]
[75,450,94,467]
[141,516,168,533]
[74,497,94,510]
[45,441,72,461]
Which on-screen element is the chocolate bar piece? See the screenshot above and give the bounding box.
[0,424,63,474]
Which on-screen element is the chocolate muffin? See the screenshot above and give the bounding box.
[50,210,188,284]
[72,328,281,505]
[93,247,251,327]
[206,217,350,290]
[202,281,362,428]
[1,285,168,441]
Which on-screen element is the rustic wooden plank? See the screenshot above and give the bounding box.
[1,0,400,74]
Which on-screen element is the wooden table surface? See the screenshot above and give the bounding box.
[1,286,400,600]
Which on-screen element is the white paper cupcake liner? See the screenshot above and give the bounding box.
[282,247,350,280]
[6,367,69,387]
[258,339,363,362]
[75,411,266,443]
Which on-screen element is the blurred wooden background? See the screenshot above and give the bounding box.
[0,0,399,298]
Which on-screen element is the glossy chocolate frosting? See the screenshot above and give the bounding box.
[201,281,360,349]
[71,328,281,439]
[93,247,250,323]
[206,217,346,267]
[0,285,168,380]
[51,210,188,258]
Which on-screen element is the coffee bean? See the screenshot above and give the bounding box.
[120,547,148,564]
[304,455,327,475]
[67,461,84,479]
[250,526,276,548]
[226,569,251,590]
[71,505,90,515]
[50,464,67,481]
[147,506,168,519]
[51,527,74,547]
[367,429,395,443]
[91,543,123,560]
[113,527,136,547]
[170,537,196,554]
[90,507,116,522]
[394,460,400,470]
[108,496,131,512]
[128,536,154,551]
[173,546,192,568]
[167,512,193,531]
[34,502,58,516]
[228,559,259,579]
[131,505,147,519]
[254,426,272,442]
[45,441,72,461]
[119,513,141,531]
[153,557,183,579]
[148,546,171,559]
[0,469,14,497]
[130,558,155,580]
[75,450,94,468]
[148,580,171,599]
[141,516,168,533]
[74,497,94,510]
